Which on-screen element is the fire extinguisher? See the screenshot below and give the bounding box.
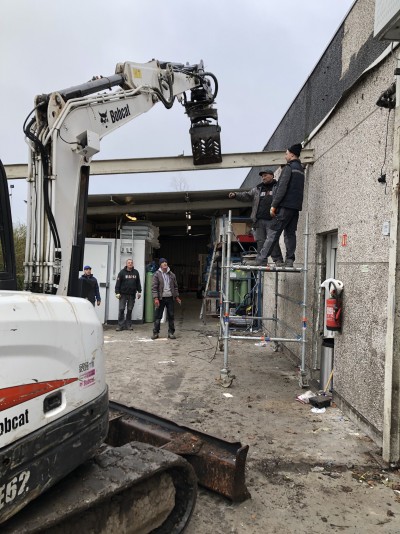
[321,279,344,332]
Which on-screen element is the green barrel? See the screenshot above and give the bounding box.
[228,280,249,306]
[229,280,234,302]
[145,272,155,323]
[238,279,249,302]
[229,270,248,303]
[230,280,242,304]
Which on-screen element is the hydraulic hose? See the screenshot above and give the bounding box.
[23,111,61,251]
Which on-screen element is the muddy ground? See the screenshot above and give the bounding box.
[104,293,400,534]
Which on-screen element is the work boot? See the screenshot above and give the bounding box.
[127,325,133,331]
[168,333,176,340]
[116,326,123,332]
[275,260,286,268]
[151,333,159,340]
[285,259,294,267]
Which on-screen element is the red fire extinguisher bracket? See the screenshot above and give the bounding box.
[321,278,344,332]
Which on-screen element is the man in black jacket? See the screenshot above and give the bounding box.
[229,170,283,263]
[115,258,142,331]
[80,266,101,307]
[256,144,305,267]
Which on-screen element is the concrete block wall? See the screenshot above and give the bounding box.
[264,53,396,437]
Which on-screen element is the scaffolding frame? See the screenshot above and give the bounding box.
[200,216,255,325]
[218,210,310,388]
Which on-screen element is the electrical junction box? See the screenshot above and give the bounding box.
[382,221,390,236]
[374,0,400,40]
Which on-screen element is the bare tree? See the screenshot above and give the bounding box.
[13,223,26,289]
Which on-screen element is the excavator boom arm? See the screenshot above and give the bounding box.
[23,59,221,296]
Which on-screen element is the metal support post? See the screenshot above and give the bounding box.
[299,213,310,388]
[218,215,227,344]
[220,215,235,387]
[219,213,235,387]
[256,270,263,330]
[273,271,279,351]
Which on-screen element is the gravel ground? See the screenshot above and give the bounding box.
[104,294,400,534]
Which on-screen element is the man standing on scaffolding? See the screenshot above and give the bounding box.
[255,144,305,267]
[228,169,283,264]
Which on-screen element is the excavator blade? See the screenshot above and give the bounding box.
[2,442,197,534]
[108,401,250,503]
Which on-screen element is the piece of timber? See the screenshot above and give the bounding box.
[108,400,250,502]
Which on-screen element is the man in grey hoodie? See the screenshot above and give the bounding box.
[151,258,181,340]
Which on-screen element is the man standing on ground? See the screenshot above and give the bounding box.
[256,144,305,267]
[80,266,101,307]
[229,169,283,264]
[151,258,181,340]
[115,258,142,331]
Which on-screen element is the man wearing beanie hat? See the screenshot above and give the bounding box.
[115,258,142,331]
[256,143,305,267]
[288,144,302,157]
[151,258,181,340]
[228,169,283,264]
[80,265,101,307]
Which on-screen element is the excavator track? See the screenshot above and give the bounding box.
[2,441,197,534]
[2,402,249,533]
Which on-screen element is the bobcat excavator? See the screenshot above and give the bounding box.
[0,60,248,533]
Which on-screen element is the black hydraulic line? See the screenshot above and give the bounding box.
[152,75,175,109]
[202,71,218,102]
[54,74,124,102]
[58,70,175,109]
[23,116,61,252]
[166,64,218,107]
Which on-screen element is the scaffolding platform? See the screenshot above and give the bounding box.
[216,211,310,389]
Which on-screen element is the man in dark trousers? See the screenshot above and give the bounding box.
[151,258,181,340]
[229,169,283,264]
[80,266,101,307]
[115,258,142,331]
[256,144,305,267]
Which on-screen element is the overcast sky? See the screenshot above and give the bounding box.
[1,0,354,223]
